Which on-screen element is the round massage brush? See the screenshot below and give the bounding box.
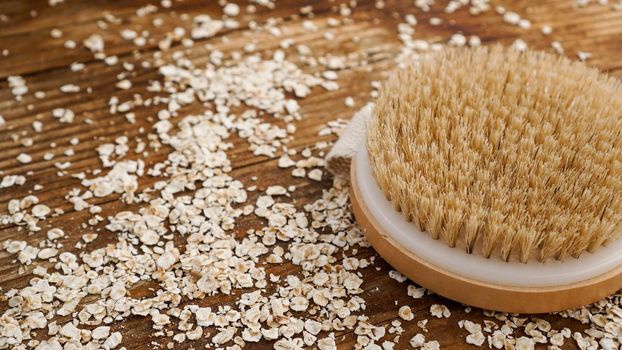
[350,45,622,313]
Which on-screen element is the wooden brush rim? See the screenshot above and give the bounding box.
[350,156,622,313]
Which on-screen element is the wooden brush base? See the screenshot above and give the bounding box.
[350,158,622,314]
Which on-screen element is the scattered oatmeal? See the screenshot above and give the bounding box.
[407,285,426,299]
[389,270,407,283]
[0,1,618,350]
[345,96,355,107]
[83,33,104,52]
[398,305,414,321]
[52,107,75,123]
[0,175,26,189]
[116,79,132,90]
[577,50,592,61]
[430,304,451,318]
[308,168,323,181]
[223,3,240,16]
[410,333,426,348]
[8,75,28,99]
[16,153,32,164]
[461,320,486,346]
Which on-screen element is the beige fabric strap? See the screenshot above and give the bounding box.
[325,103,373,178]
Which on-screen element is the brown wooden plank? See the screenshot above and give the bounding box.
[2,0,622,349]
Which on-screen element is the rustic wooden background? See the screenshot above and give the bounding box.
[1,0,622,349]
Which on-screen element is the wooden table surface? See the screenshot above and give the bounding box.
[1,1,622,349]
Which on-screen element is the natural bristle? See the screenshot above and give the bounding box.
[367,45,622,263]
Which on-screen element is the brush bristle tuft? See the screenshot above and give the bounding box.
[367,45,622,262]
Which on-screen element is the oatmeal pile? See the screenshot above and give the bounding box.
[1,1,622,349]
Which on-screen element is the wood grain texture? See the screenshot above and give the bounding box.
[1,0,622,349]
